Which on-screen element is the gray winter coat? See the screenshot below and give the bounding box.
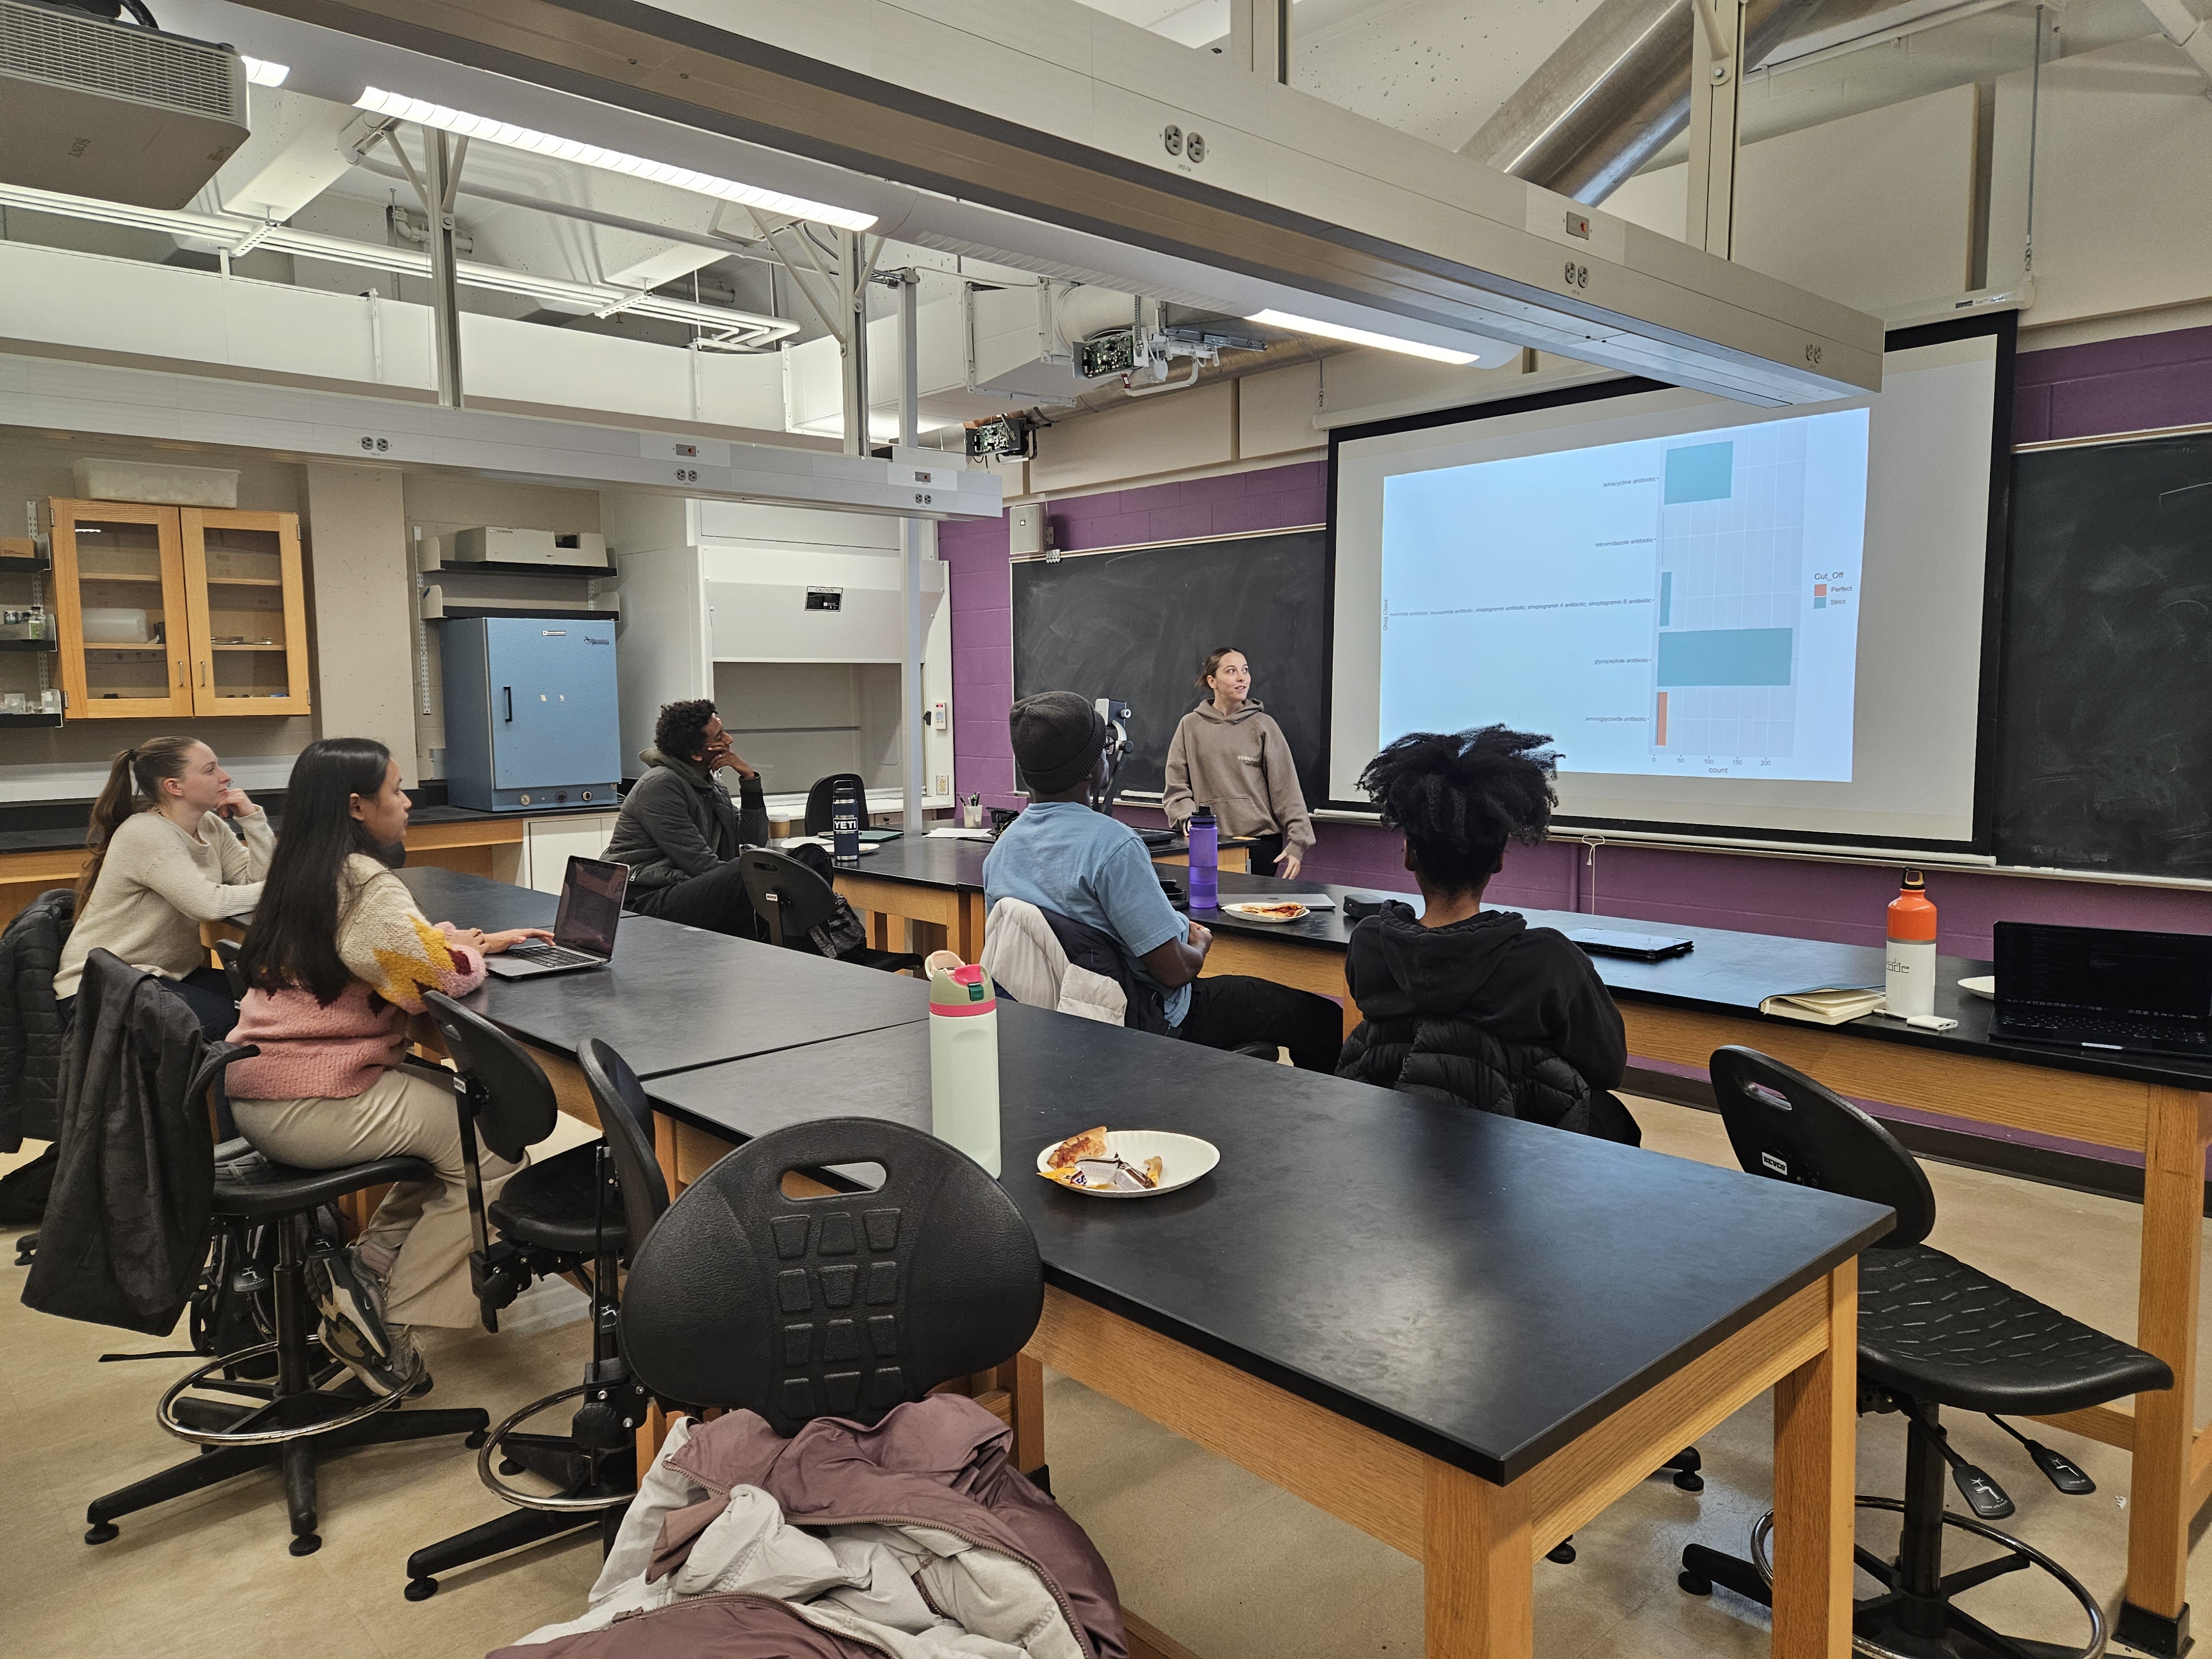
[604,749,769,894]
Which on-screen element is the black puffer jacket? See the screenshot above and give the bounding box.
[23,950,226,1335]
[0,886,76,1151]
[1337,902,1640,1145]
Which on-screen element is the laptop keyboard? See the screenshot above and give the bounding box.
[503,943,601,970]
[2006,1011,2208,1047]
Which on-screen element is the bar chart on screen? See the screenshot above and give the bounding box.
[1379,406,1869,784]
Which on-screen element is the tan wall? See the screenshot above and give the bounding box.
[302,463,417,782]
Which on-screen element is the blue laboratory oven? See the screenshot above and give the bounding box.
[441,615,621,812]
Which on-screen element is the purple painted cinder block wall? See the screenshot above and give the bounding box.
[2011,323,2212,445]
[943,327,2212,962]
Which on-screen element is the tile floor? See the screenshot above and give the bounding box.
[2,1097,2205,1658]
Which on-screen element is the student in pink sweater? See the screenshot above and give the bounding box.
[229,738,550,1393]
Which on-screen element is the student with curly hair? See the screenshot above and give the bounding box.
[1336,726,1639,1143]
[602,698,772,937]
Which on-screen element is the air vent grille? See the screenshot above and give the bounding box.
[0,0,242,120]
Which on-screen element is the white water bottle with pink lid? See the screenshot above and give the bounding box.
[928,962,1001,1176]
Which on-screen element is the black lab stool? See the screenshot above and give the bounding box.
[1677,1046,2172,1659]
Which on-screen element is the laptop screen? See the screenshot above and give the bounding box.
[552,858,628,957]
[1996,924,2212,1021]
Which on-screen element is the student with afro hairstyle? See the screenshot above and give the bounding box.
[1335,726,1639,1144]
[602,698,772,937]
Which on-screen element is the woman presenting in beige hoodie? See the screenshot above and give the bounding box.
[1161,646,1316,878]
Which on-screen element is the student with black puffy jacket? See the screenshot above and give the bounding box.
[1336,726,1640,1145]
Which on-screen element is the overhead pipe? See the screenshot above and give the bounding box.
[1462,0,1830,205]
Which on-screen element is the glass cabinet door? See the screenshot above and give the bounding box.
[46,500,194,720]
[181,509,311,716]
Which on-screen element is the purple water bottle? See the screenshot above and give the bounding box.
[1187,805,1218,910]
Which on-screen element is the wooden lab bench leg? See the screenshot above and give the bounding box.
[1768,1259,1857,1659]
[1423,1460,1534,1657]
[2115,1088,2211,1657]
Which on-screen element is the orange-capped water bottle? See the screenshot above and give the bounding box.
[1885,870,1938,1018]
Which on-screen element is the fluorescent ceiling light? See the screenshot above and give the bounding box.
[354,86,877,233]
[1245,309,1478,366]
[239,56,290,87]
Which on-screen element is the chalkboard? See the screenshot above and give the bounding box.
[1996,432,2212,875]
[1011,530,1329,805]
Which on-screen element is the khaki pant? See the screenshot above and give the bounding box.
[232,1066,524,1331]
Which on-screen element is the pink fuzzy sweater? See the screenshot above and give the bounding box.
[227,855,486,1100]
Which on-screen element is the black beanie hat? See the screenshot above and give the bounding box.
[1009,691,1105,795]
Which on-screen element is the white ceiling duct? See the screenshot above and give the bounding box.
[0,179,798,347]
[181,0,1880,404]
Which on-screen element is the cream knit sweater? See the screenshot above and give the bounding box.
[54,807,275,1000]
[229,854,486,1101]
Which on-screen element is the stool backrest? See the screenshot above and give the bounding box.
[737,847,838,952]
[1709,1045,1936,1248]
[620,1116,1042,1432]
[421,991,557,1162]
[804,772,867,837]
[580,1038,671,1253]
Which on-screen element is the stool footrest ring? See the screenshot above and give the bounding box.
[476,1385,638,1514]
[1743,1494,2106,1659]
[156,1342,414,1446]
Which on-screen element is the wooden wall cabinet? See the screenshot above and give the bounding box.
[45,500,310,718]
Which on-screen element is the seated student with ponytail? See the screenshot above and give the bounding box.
[1337,726,1640,1144]
[228,737,551,1394]
[54,737,275,1039]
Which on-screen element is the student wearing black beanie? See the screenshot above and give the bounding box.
[982,691,1343,1071]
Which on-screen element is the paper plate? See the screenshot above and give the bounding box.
[1958,975,1996,1001]
[1035,1130,1220,1198]
[1220,901,1310,924]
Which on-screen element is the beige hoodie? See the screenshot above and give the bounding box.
[1160,699,1314,853]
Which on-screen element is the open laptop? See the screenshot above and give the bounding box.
[484,856,628,980]
[1991,921,2212,1056]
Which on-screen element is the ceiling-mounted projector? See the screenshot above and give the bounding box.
[0,0,249,208]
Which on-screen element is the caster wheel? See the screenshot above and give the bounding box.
[1678,1571,1712,1597]
[465,1428,488,1449]
[404,1577,439,1602]
[84,1522,119,1546]
[1546,1541,1577,1564]
[1673,1471,1706,1493]
[290,1533,322,1558]
[500,1458,525,1477]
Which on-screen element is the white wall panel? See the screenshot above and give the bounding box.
[1029,378,1235,493]
[1606,85,1976,315]
[0,241,789,435]
[1989,36,2212,325]
[1237,361,1324,460]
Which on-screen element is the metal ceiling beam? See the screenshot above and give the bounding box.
[214,0,1881,404]
[0,349,1004,519]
